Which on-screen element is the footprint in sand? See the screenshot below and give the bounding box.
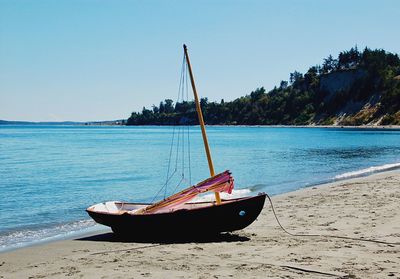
[61,266,80,276]
[191,246,204,251]
[217,254,232,259]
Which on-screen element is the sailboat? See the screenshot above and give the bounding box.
[86,45,266,238]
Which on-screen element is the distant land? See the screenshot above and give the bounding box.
[3,47,399,127]
[0,120,125,126]
[127,47,400,126]
[0,120,81,125]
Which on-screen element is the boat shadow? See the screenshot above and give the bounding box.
[75,232,250,244]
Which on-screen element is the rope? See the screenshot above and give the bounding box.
[153,52,193,202]
[151,51,192,203]
[265,193,400,246]
[160,55,186,199]
[91,244,162,255]
[187,125,192,186]
[185,64,192,185]
[163,124,176,199]
[151,169,177,203]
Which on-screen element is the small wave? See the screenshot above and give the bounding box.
[191,188,252,202]
[246,183,268,192]
[0,219,101,253]
[334,162,400,180]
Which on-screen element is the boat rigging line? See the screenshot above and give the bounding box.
[151,51,193,203]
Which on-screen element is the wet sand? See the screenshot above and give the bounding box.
[1,170,399,278]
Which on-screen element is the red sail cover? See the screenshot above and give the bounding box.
[136,170,234,214]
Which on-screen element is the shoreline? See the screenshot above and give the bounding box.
[1,163,399,254]
[2,123,400,129]
[0,223,109,254]
[1,169,399,278]
[96,124,400,129]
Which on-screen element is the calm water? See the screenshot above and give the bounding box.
[1,125,400,251]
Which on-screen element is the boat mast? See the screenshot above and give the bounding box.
[183,44,222,205]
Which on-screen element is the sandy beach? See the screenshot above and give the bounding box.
[1,170,399,278]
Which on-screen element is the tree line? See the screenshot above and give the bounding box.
[127,47,400,126]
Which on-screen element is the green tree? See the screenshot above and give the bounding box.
[164,99,174,113]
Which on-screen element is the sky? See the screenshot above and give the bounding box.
[1,0,399,122]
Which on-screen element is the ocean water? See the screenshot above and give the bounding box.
[1,125,400,251]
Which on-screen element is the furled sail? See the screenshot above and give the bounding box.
[135,171,234,214]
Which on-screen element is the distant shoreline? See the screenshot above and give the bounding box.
[0,120,125,126]
[204,124,400,129]
[2,121,400,129]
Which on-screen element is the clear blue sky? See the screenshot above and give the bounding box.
[1,0,399,122]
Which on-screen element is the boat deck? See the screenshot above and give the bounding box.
[87,199,238,215]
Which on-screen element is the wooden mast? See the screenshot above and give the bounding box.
[183,44,222,205]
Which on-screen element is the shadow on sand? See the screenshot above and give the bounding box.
[75,231,250,245]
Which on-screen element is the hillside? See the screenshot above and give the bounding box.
[127,47,400,126]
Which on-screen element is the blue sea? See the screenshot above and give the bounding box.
[1,125,400,251]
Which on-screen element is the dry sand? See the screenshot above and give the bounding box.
[1,171,399,278]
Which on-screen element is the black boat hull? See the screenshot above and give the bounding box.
[87,194,266,238]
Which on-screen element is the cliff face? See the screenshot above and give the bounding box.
[316,68,398,126]
[320,69,367,101]
[316,69,372,125]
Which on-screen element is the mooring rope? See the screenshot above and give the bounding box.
[265,193,400,246]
